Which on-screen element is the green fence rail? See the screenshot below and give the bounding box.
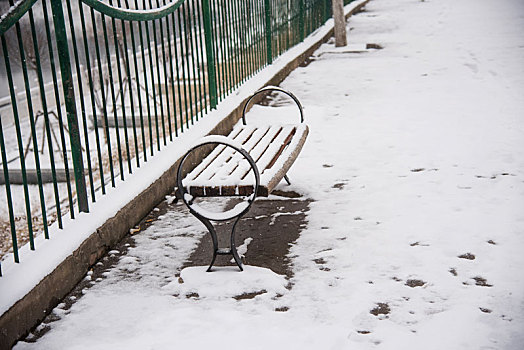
[0,0,351,275]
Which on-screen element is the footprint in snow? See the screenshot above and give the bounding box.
[332,181,348,189]
[405,279,426,288]
[275,306,289,312]
[370,303,390,318]
[313,257,331,271]
[313,257,327,265]
[458,253,475,260]
[472,276,493,287]
[410,241,429,247]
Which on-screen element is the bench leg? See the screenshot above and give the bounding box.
[192,214,244,272]
[230,216,243,270]
[195,216,220,272]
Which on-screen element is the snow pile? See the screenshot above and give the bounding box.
[163,265,288,299]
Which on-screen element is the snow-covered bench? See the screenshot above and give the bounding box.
[176,87,308,271]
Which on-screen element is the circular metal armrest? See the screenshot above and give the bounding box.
[241,86,304,125]
[176,135,260,221]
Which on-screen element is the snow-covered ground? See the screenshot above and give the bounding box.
[13,0,524,348]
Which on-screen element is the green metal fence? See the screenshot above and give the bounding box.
[0,0,349,275]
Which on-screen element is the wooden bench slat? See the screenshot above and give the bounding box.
[262,124,308,195]
[247,126,284,164]
[184,144,227,183]
[183,127,246,183]
[201,126,259,181]
[184,123,308,197]
[228,125,284,182]
[185,126,258,183]
[208,125,293,186]
[244,125,295,179]
[264,127,296,171]
[210,126,270,182]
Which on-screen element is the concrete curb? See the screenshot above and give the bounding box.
[0,1,370,348]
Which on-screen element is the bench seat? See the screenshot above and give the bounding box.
[182,123,308,197]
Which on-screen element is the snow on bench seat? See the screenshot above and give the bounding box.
[182,123,308,197]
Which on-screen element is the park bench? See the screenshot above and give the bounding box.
[176,86,308,272]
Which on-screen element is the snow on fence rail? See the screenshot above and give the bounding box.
[0,0,353,275]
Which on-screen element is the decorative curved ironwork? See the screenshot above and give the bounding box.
[0,0,39,36]
[0,0,186,35]
[176,135,260,272]
[242,86,305,125]
[79,0,186,21]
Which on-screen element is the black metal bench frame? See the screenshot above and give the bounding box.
[176,87,306,272]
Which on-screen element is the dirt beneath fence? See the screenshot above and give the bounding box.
[0,215,50,261]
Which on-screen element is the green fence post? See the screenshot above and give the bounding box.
[264,0,273,64]
[202,0,218,109]
[49,0,89,213]
[299,0,305,42]
[0,116,18,263]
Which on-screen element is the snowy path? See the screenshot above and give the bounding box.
[14,0,524,348]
